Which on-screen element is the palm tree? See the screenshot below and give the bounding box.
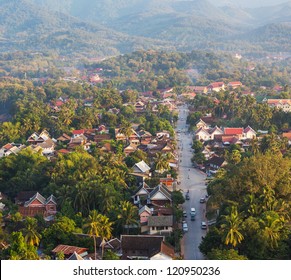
[119,121,133,144]
[83,210,100,260]
[117,201,139,234]
[221,206,244,248]
[83,210,113,260]
[73,183,90,215]
[21,217,41,247]
[97,214,113,258]
[259,211,284,248]
[154,152,170,173]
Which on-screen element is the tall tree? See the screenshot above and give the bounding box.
[21,217,41,247]
[117,201,138,234]
[221,206,244,248]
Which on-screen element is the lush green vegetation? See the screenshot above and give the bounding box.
[200,152,291,260]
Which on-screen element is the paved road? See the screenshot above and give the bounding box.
[176,105,207,260]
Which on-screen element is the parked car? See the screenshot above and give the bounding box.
[182,221,188,232]
[201,221,207,229]
[200,197,206,203]
[185,193,190,200]
[183,210,187,218]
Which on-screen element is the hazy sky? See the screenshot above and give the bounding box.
[208,0,290,8]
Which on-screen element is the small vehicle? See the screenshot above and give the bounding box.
[200,197,206,203]
[182,221,188,232]
[185,193,190,200]
[183,210,187,218]
[201,221,207,229]
[190,207,196,219]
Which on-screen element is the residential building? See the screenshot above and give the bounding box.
[121,235,174,260]
[16,192,57,219]
[266,99,291,112]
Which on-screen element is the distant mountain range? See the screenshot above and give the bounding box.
[0,0,290,57]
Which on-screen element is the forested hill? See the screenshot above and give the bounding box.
[0,0,173,57]
[0,0,290,58]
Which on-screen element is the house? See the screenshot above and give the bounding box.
[57,133,71,143]
[68,135,89,150]
[146,215,173,235]
[150,241,175,260]
[128,130,141,146]
[35,138,55,155]
[121,235,166,260]
[224,128,244,139]
[282,132,291,146]
[180,92,196,100]
[132,160,151,175]
[134,101,146,113]
[205,155,227,176]
[57,149,70,154]
[201,147,214,160]
[243,126,256,139]
[52,245,89,260]
[103,238,121,255]
[228,81,242,89]
[139,205,152,223]
[72,129,85,138]
[196,119,209,129]
[123,144,137,156]
[133,182,153,205]
[208,126,224,139]
[138,130,153,145]
[156,131,170,139]
[94,134,112,144]
[194,127,210,141]
[192,86,208,94]
[67,252,85,260]
[148,184,172,207]
[0,143,25,158]
[159,174,176,191]
[207,82,225,92]
[266,99,291,112]
[16,192,57,219]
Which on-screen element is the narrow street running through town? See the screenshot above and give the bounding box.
[176,105,207,260]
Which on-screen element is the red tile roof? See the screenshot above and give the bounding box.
[52,245,88,256]
[208,82,224,88]
[72,129,85,135]
[58,149,70,154]
[3,143,13,150]
[55,100,64,107]
[224,128,243,135]
[282,132,291,140]
[228,81,242,86]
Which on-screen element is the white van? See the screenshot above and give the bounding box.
[190,208,196,216]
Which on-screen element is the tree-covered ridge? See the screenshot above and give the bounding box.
[0,0,172,57]
[0,0,290,58]
[90,50,290,92]
[200,152,291,260]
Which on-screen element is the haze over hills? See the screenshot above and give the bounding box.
[0,0,290,57]
[0,0,174,56]
[208,0,290,8]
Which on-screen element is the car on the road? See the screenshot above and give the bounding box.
[201,221,207,229]
[183,210,187,218]
[200,197,206,203]
[182,221,188,232]
[185,193,190,200]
